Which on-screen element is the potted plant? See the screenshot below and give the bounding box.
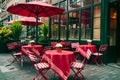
[0,26,12,52]
[38,24,50,46]
[9,21,23,42]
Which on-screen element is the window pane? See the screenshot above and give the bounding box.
[93,6,101,40]
[51,0,59,4]
[83,0,92,6]
[94,0,101,4]
[59,0,67,11]
[81,8,91,40]
[60,14,67,40]
[51,15,59,40]
[68,0,83,10]
[68,11,80,40]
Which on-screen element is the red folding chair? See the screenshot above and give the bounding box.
[91,44,108,65]
[7,42,23,66]
[33,62,50,80]
[71,49,92,80]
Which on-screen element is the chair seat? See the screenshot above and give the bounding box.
[92,52,103,56]
[34,62,50,70]
[28,54,38,62]
[71,62,83,69]
[14,52,22,56]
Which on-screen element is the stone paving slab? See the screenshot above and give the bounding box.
[0,53,120,80]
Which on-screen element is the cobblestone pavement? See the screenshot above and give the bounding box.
[0,53,120,80]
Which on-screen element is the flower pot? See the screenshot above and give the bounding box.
[56,47,62,53]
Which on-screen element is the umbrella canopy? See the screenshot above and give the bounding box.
[20,17,43,26]
[7,1,65,43]
[6,17,43,26]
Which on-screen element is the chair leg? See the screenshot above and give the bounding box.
[99,56,104,65]
[71,68,83,80]
[91,56,99,65]
[34,68,49,80]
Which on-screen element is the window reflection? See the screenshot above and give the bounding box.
[83,0,92,6]
[94,0,101,4]
[60,14,67,40]
[68,11,80,40]
[93,6,101,40]
[81,8,91,39]
[51,15,59,40]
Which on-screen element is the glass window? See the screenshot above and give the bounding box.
[94,0,101,4]
[60,0,67,10]
[68,11,80,40]
[93,6,101,40]
[68,0,83,10]
[83,0,92,6]
[51,15,59,40]
[81,8,91,40]
[60,14,67,40]
[51,0,59,4]
[109,8,117,46]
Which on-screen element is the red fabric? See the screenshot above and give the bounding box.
[7,1,65,17]
[6,17,43,26]
[21,45,43,56]
[42,50,76,80]
[76,45,97,57]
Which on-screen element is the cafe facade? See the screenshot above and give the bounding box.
[49,0,120,63]
[0,0,120,63]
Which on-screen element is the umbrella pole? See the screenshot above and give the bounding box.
[36,15,39,43]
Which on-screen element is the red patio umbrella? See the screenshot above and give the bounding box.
[7,1,65,43]
[6,17,43,26]
[20,17,43,26]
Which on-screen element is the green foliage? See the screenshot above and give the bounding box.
[0,27,12,43]
[10,21,23,40]
[38,24,49,43]
[0,23,3,27]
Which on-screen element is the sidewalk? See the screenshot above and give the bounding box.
[0,53,120,80]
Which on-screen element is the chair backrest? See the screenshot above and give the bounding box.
[42,46,53,55]
[51,42,57,48]
[99,44,108,52]
[71,42,79,49]
[79,49,92,69]
[86,49,92,59]
[28,54,38,62]
[62,42,71,50]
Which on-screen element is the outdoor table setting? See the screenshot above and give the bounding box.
[75,44,97,58]
[41,43,76,80]
[20,41,43,67]
[21,44,43,56]
[41,50,76,80]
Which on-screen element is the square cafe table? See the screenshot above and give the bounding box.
[41,50,76,80]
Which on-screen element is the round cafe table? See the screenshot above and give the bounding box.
[76,45,97,53]
[75,45,97,58]
[42,50,76,80]
[21,45,43,56]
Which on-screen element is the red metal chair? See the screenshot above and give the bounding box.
[33,62,50,80]
[7,42,23,66]
[71,49,92,80]
[91,44,108,65]
[71,42,79,51]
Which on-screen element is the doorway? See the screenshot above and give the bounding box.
[109,1,120,63]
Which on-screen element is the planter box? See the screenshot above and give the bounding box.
[0,42,9,53]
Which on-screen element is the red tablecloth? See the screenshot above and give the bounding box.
[42,50,76,80]
[76,45,97,58]
[21,45,43,56]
